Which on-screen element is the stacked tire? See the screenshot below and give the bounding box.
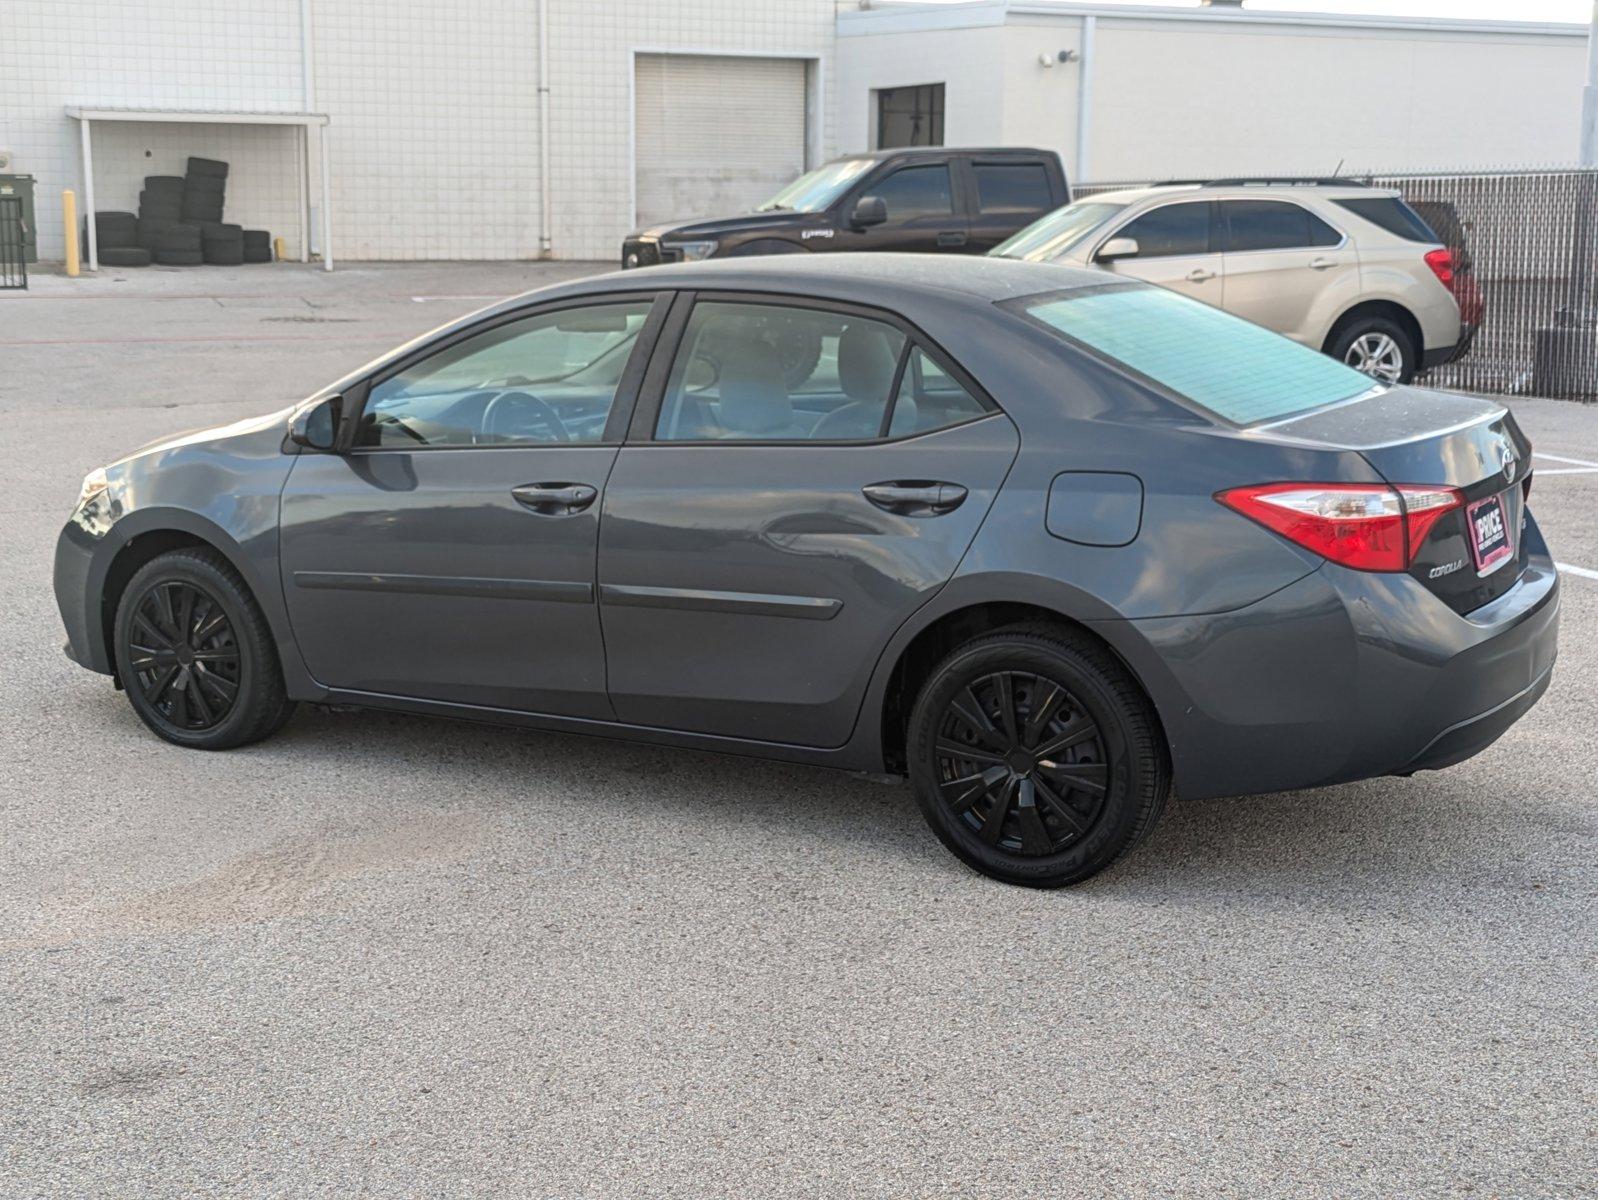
[88,210,151,267]
[242,229,274,264]
[154,222,203,267]
[182,157,228,225]
[202,222,244,265]
[137,175,185,255]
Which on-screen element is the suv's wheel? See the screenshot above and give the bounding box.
[907,624,1170,888]
[1328,315,1416,385]
[113,548,295,749]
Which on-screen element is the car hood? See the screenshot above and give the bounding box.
[112,405,298,470]
[631,211,822,240]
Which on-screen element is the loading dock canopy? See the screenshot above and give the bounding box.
[64,106,332,272]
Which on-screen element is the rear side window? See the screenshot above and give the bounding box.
[889,348,988,436]
[974,163,1053,213]
[870,164,954,219]
[1111,202,1212,258]
[1334,197,1438,243]
[1221,200,1341,252]
[1016,283,1373,425]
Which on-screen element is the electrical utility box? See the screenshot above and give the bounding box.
[0,175,39,263]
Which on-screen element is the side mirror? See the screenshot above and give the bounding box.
[289,395,343,452]
[1095,236,1140,263]
[851,195,888,229]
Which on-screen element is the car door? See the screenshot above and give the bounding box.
[1093,200,1224,307]
[963,157,1062,253]
[832,159,970,253]
[597,293,1020,747]
[278,294,666,716]
[1217,198,1349,345]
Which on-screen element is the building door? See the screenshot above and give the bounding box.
[633,54,808,227]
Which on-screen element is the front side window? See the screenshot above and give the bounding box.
[356,301,652,448]
[1016,283,1373,425]
[1221,200,1341,252]
[991,201,1125,262]
[974,163,1053,213]
[1111,202,1212,259]
[868,164,954,220]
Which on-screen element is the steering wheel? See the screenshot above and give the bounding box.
[479,390,569,444]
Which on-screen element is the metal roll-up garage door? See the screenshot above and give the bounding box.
[634,53,808,229]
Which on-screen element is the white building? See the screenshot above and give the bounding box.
[0,0,1587,267]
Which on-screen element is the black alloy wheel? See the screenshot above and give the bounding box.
[934,670,1109,856]
[114,548,295,748]
[126,578,242,732]
[908,625,1170,887]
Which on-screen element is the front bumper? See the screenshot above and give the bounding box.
[55,518,114,675]
[620,236,683,270]
[1129,509,1560,800]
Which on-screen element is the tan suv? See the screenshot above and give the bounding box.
[993,178,1478,385]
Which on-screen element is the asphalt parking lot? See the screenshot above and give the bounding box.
[2,261,1594,1198]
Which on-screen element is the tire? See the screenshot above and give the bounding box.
[183,203,225,224]
[1327,314,1416,385]
[187,156,229,179]
[203,243,245,265]
[143,175,186,194]
[138,191,183,220]
[185,174,226,198]
[907,624,1170,888]
[113,548,294,749]
[98,247,151,267]
[242,230,273,262]
[93,211,138,247]
[153,248,204,266]
[137,218,177,250]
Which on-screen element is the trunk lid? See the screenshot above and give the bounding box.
[1265,387,1531,614]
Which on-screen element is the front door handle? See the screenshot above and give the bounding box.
[512,482,597,515]
[1309,256,1336,270]
[1186,268,1215,283]
[937,231,968,248]
[863,481,968,516]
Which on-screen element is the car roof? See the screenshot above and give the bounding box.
[1089,182,1400,204]
[532,252,1109,307]
[834,146,1056,163]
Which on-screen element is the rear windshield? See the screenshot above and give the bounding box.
[1334,197,1438,243]
[1015,283,1375,425]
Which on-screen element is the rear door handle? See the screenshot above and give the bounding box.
[511,482,597,515]
[863,481,968,516]
[937,231,968,248]
[1186,268,1215,283]
[1309,256,1336,270]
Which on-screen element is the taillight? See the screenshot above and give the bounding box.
[1424,247,1456,290]
[1216,483,1464,572]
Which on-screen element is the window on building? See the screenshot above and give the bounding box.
[1221,200,1342,252]
[973,163,1053,213]
[876,84,945,148]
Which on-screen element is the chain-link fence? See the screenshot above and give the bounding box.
[1074,169,1598,402]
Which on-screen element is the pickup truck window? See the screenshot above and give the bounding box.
[870,164,954,219]
[756,158,874,214]
[974,163,1052,213]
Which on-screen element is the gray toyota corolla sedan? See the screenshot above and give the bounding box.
[54,254,1559,887]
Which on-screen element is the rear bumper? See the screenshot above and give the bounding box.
[1125,510,1560,800]
[1422,321,1479,370]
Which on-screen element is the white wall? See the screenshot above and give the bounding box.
[836,4,1589,187]
[2,0,837,264]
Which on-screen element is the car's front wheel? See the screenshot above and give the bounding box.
[113,547,295,749]
[1329,314,1416,385]
[907,625,1170,887]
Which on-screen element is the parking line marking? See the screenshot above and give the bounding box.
[1557,562,1598,581]
[1536,452,1598,468]
[1535,467,1598,476]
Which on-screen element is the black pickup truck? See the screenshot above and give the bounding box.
[621,147,1069,269]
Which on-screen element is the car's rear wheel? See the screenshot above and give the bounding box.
[907,625,1170,887]
[113,548,295,749]
[1329,315,1416,385]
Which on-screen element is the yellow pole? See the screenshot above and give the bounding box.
[63,190,80,277]
[272,236,286,263]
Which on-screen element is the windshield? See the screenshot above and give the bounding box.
[991,201,1125,261]
[1015,283,1374,425]
[756,159,875,213]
